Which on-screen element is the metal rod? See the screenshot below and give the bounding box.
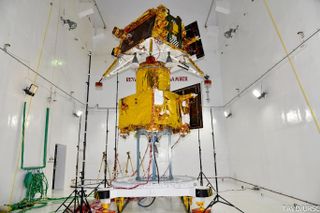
[80,52,92,213]
[205,0,215,28]
[151,134,157,181]
[93,0,107,29]
[136,131,141,180]
[74,116,82,212]
[210,108,219,193]
[113,72,119,179]
[168,131,173,179]
[0,47,85,105]
[104,109,109,187]
[197,129,204,186]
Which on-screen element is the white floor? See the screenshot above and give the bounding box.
[24,179,316,213]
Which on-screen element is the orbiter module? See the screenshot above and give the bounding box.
[97,4,207,136]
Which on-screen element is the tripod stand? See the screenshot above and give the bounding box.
[125,152,135,176]
[196,129,214,189]
[56,52,93,213]
[97,152,112,185]
[204,108,244,212]
[55,117,91,212]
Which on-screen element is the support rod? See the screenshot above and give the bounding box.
[104,109,109,187]
[113,72,120,179]
[93,0,107,29]
[80,52,92,213]
[210,108,219,193]
[197,129,204,186]
[205,0,215,28]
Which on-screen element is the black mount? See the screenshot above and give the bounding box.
[204,108,244,212]
[196,129,214,190]
[55,52,93,213]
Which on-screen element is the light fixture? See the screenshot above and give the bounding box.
[165,51,175,68]
[23,84,38,96]
[61,17,77,31]
[166,51,173,63]
[131,53,139,69]
[51,59,63,67]
[252,89,267,99]
[224,110,232,118]
[73,110,83,118]
[3,43,11,52]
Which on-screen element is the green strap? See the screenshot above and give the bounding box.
[21,102,50,170]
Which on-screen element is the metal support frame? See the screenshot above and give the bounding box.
[135,129,173,181]
[151,134,157,181]
[104,109,110,187]
[196,128,214,189]
[56,52,92,213]
[204,108,244,213]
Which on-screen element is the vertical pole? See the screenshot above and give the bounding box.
[151,134,157,181]
[113,73,119,179]
[80,51,92,213]
[104,109,109,187]
[210,108,219,194]
[197,129,204,186]
[75,116,82,212]
[136,131,141,180]
[168,131,173,180]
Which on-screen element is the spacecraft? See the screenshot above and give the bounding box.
[96,4,212,213]
[97,4,206,136]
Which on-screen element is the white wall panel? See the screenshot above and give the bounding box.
[218,0,320,203]
[0,0,92,205]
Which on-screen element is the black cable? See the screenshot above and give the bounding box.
[138,197,156,208]
[223,27,320,108]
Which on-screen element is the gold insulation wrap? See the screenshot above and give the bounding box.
[136,62,170,92]
[119,60,194,135]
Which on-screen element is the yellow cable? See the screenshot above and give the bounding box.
[32,2,54,84]
[8,2,54,204]
[263,0,320,133]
